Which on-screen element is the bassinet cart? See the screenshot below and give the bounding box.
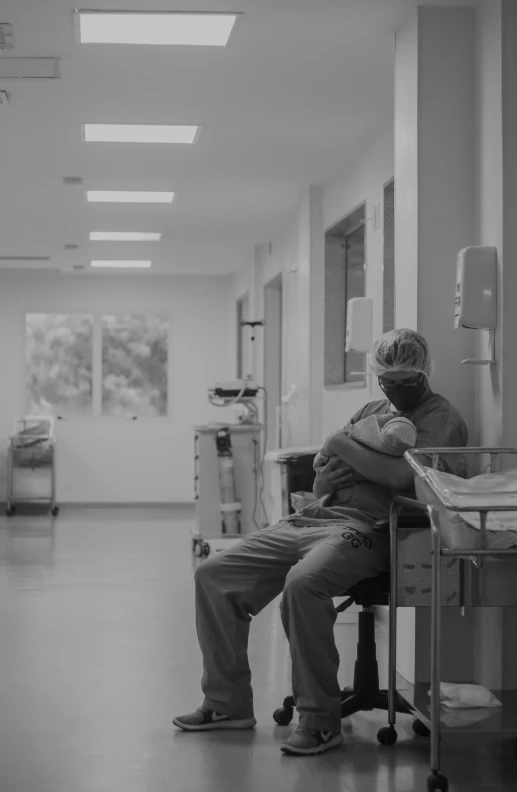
[6,417,59,517]
[387,447,517,792]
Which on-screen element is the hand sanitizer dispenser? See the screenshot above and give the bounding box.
[454,246,497,364]
[346,297,373,390]
[346,297,373,353]
[454,246,497,330]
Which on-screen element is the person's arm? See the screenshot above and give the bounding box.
[313,456,354,498]
[313,404,372,497]
[322,431,414,490]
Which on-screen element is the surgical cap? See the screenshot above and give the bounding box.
[369,328,433,377]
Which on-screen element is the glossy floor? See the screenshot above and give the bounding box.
[0,508,515,792]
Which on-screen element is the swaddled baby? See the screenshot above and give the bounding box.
[316,413,418,472]
[312,414,418,520]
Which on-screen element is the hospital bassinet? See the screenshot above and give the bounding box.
[6,417,59,517]
[386,447,517,792]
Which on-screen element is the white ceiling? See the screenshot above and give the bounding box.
[0,0,475,275]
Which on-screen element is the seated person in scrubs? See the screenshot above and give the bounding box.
[174,328,468,756]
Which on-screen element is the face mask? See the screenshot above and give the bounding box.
[379,375,427,413]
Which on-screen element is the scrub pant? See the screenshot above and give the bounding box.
[194,519,390,733]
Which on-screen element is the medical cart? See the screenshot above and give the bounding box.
[386,447,517,792]
[192,423,264,558]
[6,417,59,517]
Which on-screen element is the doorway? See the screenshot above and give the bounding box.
[263,275,283,450]
[236,293,250,379]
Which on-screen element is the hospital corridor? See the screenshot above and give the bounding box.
[1,2,517,791]
[1,507,515,792]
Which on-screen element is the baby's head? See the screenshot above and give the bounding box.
[347,414,417,457]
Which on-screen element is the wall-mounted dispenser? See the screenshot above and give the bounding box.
[346,297,373,353]
[346,297,373,390]
[454,246,497,365]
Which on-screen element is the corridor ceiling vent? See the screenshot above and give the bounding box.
[90,260,152,269]
[0,57,60,78]
[76,10,240,47]
[86,191,174,204]
[83,124,199,144]
[0,257,56,271]
[90,232,162,242]
[0,23,14,49]
[63,176,83,185]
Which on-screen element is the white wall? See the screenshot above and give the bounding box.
[0,272,235,504]
[322,126,394,436]
[233,123,394,447]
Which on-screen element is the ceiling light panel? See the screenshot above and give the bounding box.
[77,11,239,47]
[90,232,162,242]
[84,124,198,144]
[86,191,174,204]
[91,260,152,269]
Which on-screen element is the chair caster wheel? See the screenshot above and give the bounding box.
[273,706,294,726]
[51,506,59,517]
[377,726,398,745]
[427,772,449,792]
[413,719,430,737]
[6,506,15,517]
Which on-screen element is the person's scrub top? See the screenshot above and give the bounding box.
[289,391,468,526]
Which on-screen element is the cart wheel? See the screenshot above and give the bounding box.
[201,542,210,557]
[412,719,430,737]
[377,726,398,745]
[51,506,59,517]
[273,706,294,726]
[6,506,15,517]
[427,772,449,792]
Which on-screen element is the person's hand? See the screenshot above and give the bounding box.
[314,456,354,498]
[313,452,329,469]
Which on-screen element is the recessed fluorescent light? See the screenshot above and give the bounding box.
[77,11,239,47]
[86,191,174,204]
[90,232,162,242]
[84,124,198,144]
[91,260,152,269]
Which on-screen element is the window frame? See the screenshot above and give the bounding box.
[23,312,171,422]
[24,311,95,420]
[324,202,367,388]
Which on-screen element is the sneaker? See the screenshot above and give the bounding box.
[280,726,344,756]
[173,707,257,732]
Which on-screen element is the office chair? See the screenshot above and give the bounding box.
[273,515,431,744]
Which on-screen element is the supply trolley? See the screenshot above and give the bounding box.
[192,423,264,558]
[6,417,59,517]
[385,448,517,792]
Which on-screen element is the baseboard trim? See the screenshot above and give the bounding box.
[0,501,195,510]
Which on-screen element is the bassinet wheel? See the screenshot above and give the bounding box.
[412,719,430,737]
[427,772,449,792]
[51,505,59,517]
[201,542,210,557]
[377,726,398,745]
[273,706,294,726]
[6,506,15,517]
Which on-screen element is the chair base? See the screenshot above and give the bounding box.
[340,687,412,719]
[273,608,415,725]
